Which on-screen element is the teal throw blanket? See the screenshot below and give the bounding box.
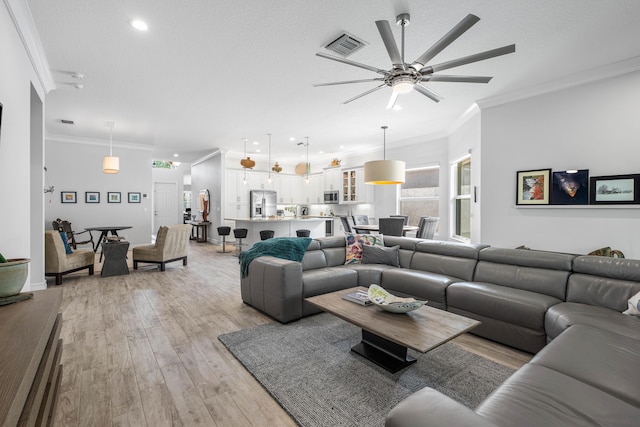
[239,237,312,278]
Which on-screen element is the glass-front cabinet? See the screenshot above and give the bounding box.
[342,169,357,202]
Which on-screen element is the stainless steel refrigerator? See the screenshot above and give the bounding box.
[250,190,277,218]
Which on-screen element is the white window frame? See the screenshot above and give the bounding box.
[451,155,471,242]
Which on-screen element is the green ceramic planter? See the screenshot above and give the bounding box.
[0,258,30,298]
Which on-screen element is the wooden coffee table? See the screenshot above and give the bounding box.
[306,286,481,373]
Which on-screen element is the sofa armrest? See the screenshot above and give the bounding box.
[240,256,303,323]
[386,388,498,427]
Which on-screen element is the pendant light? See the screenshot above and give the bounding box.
[267,133,272,183]
[364,126,405,184]
[304,137,310,184]
[103,121,119,174]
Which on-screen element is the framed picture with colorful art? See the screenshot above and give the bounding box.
[85,191,100,203]
[516,169,551,205]
[551,170,589,205]
[128,192,141,203]
[61,191,77,203]
[107,192,121,203]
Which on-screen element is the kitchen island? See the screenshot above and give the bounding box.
[224,217,330,249]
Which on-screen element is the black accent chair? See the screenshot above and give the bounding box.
[233,228,248,256]
[418,217,439,239]
[390,215,409,236]
[260,230,275,240]
[296,229,311,237]
[52,218,94,250]
[378,217,405,237]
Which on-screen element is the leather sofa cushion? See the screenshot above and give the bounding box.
[347,264,398,287]
[415,239,486,259]
[447,282,561,330]
[410,252,478,282]
[567,273,640,312]
[380,269,454,310]
[531,324,640,407]
[573,255,640,281]
[479,247,575,271]
[474,261,568,300]
[302,268,357,297]
[476,364,640,427]
[301,248,327,271]
[383,236,419,268]
[545,302,640,340]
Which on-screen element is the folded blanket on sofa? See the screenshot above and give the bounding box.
[239,237,312,278]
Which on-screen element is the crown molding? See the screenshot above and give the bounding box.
[192,149,222,167]
[4,0,56,94]
[45,133,154,151]
[477,56,640,110]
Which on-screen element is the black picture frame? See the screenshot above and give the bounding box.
[551,170,589,205]
[589,174,640,205]
[61,191,77,203]
[516,169,551,205]
[107,192,121,203]
[128,192,141,203]
[85,191,100,203]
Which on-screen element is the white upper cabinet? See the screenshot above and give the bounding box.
[324,167,342,191]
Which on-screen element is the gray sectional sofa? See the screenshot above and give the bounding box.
[240,235,640,426]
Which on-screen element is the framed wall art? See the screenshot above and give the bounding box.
[516,169,551,205]
[107,192,121,203]
[128,192,141,203]
[61,191,77,203]
[590,174,640,205]
[85,191,100,203]
[551,170,589,205]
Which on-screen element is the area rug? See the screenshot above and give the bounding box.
[218,313,515,427]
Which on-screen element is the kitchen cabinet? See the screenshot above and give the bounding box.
[341,168,373,204]
[323,167,342,191]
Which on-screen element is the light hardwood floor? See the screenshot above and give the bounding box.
[52,241,531,426]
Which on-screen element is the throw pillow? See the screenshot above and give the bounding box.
[59,232,73,255]
[361,244,400,267]
[344,233,383,265]
[623,291,640,317]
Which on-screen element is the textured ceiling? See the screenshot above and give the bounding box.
[27,0,640,164]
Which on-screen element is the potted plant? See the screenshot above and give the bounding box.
[0,254,30,298]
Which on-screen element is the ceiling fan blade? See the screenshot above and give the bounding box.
[313,78,384,87]
[342,84,387,104]
[375,20,403,67]
[422,44,516,74]
[386,91,400,109]
[414,84,442,103]
[412,14,480,70]
[423,75,493,83]
[316,52,390,75]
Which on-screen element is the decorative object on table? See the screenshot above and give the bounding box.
[85,191,100,203]
[367,284,427,313]
[199,189,210,222]
[587,246,625,258]
[239,237,312,278]
[128,192,141,203]
[106,236,125,242]
[589,174,640,205]
[103,121,119,174]
[341,289,372,305]
[61,191,77,203]
[271,161,282,173]
[364,126,405,184]
[330,158,341,167]
[107,192,121,203]
[344,233,383,265]
[314,12,514,109]
[0,257,33,305]
[551,170,589,205]
[516,168,551,205]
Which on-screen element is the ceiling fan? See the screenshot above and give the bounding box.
[314,13,515,109]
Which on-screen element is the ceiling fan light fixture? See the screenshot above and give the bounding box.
[393,80,414,94]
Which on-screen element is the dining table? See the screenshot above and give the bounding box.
[85,226,132,260]
[353,224,419,234]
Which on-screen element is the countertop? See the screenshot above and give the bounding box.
[225,216,334,222]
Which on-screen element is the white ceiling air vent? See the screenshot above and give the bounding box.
[324,33,365,57]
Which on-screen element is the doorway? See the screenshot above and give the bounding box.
[153,182,179,231]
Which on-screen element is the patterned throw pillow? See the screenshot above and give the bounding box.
[59,232,73,255]
[344,233,383,265]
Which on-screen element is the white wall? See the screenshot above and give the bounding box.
[45,139,153,245]
[191,152,223,242]
[481,70,640,258]
[0,2,49,290]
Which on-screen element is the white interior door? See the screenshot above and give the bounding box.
[153,182,179,231]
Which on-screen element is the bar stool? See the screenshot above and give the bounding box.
[260,230,274,240]
[296,229,311,237]
[233,228,248,256]
[217,226,232,253]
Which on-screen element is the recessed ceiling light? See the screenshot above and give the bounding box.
[253,141,259,145]
[130,19,148,31]
[256,149,261,153]
[319,151,324,154]
[289,137,295,141]
[339,145,344,149]
[173,154,179,157]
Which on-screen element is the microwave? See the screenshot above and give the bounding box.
[324,191,339,204]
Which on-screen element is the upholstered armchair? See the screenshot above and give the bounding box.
[45,230,95,285]
[133,224,191,271]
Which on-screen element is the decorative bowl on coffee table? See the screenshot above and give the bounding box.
[367,284,427,314]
